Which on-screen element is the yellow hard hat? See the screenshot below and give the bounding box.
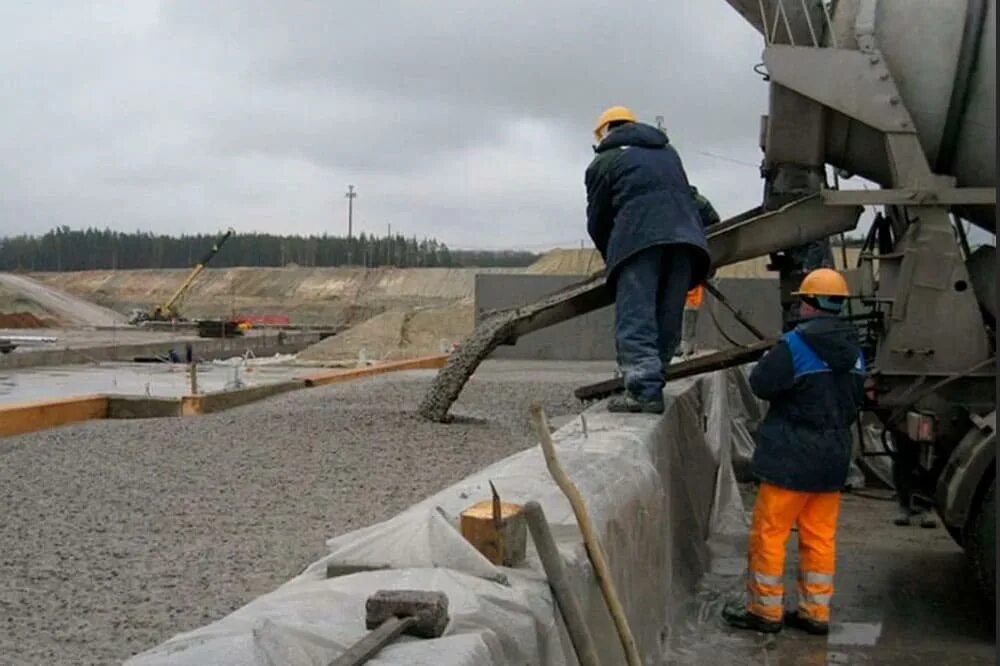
[594,106,637,142]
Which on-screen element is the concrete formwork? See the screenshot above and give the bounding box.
[125,365,754,665]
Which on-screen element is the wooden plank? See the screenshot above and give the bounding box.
[180,395,203,417]
[300,355,449,388]
[0,395,109,438]
[183,380,307,416]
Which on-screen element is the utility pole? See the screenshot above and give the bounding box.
[345,184,357,266]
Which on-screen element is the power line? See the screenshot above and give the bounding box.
[696,151,760,169]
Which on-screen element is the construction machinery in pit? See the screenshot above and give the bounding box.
[129,228,236,325]
[419,0,997,601]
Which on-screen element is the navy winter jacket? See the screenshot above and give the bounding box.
[749,316,867,493]
[584,122,710,285]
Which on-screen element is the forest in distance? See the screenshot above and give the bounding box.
[0,226,542,271]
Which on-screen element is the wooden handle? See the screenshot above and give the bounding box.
[329,616,416,666]
[530,404,642,666]
[523,501,602,666]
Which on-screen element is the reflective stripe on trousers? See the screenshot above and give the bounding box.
[799,571,835,622]
[747,483,841,623]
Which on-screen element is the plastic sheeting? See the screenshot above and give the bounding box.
[126,366,761,666]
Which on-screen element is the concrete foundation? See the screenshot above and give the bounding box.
[0,356,446,437]
[0,331,320,371]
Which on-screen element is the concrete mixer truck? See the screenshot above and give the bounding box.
[420,0,996,599]
[721,0,996,600]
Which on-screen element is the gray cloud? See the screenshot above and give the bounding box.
[0,1,769,248]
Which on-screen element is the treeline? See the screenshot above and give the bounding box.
[0,227,540,271]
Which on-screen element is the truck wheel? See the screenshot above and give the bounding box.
[967,478,996,603]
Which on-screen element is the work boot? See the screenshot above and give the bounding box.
[784,610,829,636]
[894,506,937,528]
[607,393,665,415]
[721,605,782,634]
[913,507,937,529]
[893,507,912,526]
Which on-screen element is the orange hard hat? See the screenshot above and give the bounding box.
[793,268,850,298]
[794,268,850,312]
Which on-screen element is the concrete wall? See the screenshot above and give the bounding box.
[476,274,782,360]
[475,275,616,361]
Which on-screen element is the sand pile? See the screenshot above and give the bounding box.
[526,248,604,275]
[297,299,475,363]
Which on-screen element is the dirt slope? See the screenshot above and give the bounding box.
[0,273,127,327]
[32,267,521,326]
[526,249,604,275]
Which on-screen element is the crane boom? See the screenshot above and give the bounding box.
[144,228,235,322]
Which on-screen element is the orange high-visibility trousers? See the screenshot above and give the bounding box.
[747,483,841,623]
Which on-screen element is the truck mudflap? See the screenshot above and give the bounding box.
[935,410,996,535]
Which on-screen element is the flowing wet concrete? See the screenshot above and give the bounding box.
[662,487,996,664]
[0,360,611,665]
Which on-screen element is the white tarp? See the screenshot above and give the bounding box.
[127,366,760,666]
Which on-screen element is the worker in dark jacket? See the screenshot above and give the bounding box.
[691,185,720,228]
[679,186,720,357]
[723,268,866,636]
[585,106,711,414]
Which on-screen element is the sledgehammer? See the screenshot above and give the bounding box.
[329,589,449,666]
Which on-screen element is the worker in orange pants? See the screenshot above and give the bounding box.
[723,268,866,635]
[678,285,703,357]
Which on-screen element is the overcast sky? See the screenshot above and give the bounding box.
[0,1,774,250]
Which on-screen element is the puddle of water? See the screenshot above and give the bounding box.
[828,622,883,647]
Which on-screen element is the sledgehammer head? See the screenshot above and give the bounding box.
[364,590,449,639]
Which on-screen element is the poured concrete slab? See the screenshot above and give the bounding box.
[0,361,612,665]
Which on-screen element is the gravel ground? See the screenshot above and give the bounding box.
[0,361,612,665]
